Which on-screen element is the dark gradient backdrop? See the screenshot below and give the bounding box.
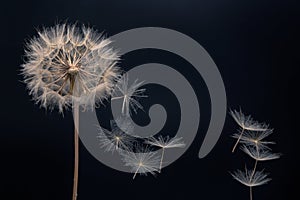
[0,0,298,200]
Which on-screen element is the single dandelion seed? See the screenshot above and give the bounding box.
[145,136,185,172]
[231,168,271,187]
[121,146,160,179]
[111,74,147,116]
[230,109,269,152]
[21,23,120,200]
[230,109,269,131]
[242,145,280,162]
[231,168,271,200]
[97,119,135,152]
[232,129,275,150]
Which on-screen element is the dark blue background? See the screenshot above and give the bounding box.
[0,0,297,200]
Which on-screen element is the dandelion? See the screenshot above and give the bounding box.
[145,136,185,172]
[22,23,120,112]
[231,168,271,200]
[21,23,120,200]
[230,109,269,152]
[97,119,135,152]
[121,146,160,179]
[111,74,147,116]
[232,129,275,150]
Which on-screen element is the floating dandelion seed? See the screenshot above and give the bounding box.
[230,109,269,131]
[232,129,275,150]
[241,145,280,161]
[230,109,269,152]
[21,23,120,200]
[111,74,147,116]
[145,136,185,172]
[121,146,160,179]
[231,168,271,187]
[97,120,135,152]
[231,168,271,200]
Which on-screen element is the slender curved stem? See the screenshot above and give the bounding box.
[249,143,259,200]
[250,144,259,179]
[111,96,124,100]
[159,148,165,173]
[72,104,79,200]
[250,160,258,181]
[232,128,244,153]
[133,165,141,179]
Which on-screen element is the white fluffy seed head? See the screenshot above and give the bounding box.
[21,23,121,113]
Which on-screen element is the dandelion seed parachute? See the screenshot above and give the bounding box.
[145,135,185,172]
[241,145,280,161]
[21,23,120,113]
[232,129,275,150]
[231,168,271,187]
[145,136,185,149]
[230,109,269,131]
[97,119,135,153]
[112,74,147,116]
[121,146,160,179]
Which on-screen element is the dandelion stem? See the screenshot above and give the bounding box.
[133,165,141,179]
[232,128,244,153]
[122,96,127,114]
[251,160,258,179]
[111,96,124,100]
[116,139,119,150]
[249,144,258,200]
[72,103,79,200]
[159,148,165,173]
[250,144,259,181]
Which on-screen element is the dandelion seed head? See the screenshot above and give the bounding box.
[22,23,120,113]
